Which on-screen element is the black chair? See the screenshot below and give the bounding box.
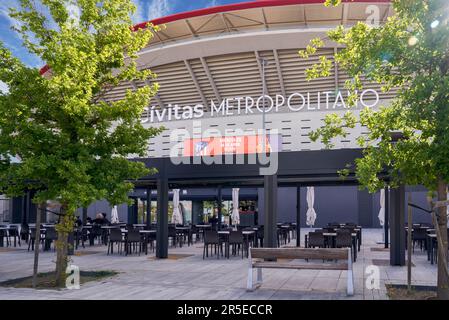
[125,229,142,255]
[168,225,181,247]
[28,228,37,251]
[7,226,21,247]
[308,232,325,248]
[345,222,357,227]
[182,226,193,246]
[20,223,30,243]
[191,224,201,242]
[107,228,124,255]
[335,229,354,261]
[277,227,289,247]
[89,224,103,245]
[256,226,264,248]
[228,231,244,259]
[419,222,432,228]
[145,231,156,254]
[203,230,223,259]
[340,225,355,233]
[412,227,427,252]
[0,228,9,247]
[290,223,297,240]
[43,227,58,251]
[75,227,89,249]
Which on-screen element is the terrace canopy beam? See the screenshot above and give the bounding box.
[255,51,270,97]
[200,57,222,104]
[273,49,286,97]
[184,59,208,107]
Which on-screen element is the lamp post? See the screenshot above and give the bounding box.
[388,130,406,266]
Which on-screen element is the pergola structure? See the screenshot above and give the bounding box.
[131,148,405,266]
[37,0,405,265]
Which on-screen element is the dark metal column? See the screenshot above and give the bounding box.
[146,188,151,229]
[192,201,203,225]
[296,186,301,247]
[156,178,169,258]
[264,174,278,248]
[390,184,405,266]
[217,186,222,230]
[21,192,29,225]
[127,199,133,224]
[82,207,88,225]
[134,198,139,224]
[384,187,389,249]
[25,191,31,223]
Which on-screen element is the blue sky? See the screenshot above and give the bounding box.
[0,0,248,69]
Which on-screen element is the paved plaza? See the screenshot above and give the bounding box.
[0,229,436,300]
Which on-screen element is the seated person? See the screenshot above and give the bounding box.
[75,216,83,227]
[101,213,110,225]
[209,213,219,229]
[92,213,104,224]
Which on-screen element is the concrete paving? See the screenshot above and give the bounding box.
[0,229,437,300]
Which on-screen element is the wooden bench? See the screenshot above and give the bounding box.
[247,247,354,296]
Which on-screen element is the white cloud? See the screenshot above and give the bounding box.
[0,1,23,31]
[147,0,171,20]
[132,0,171,23]
[0,81,9,94]
[207,0,219,7]
[66,2,80,24]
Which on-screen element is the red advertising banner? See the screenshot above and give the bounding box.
[183,134,280,156]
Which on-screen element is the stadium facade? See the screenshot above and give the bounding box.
[4,0,428,263]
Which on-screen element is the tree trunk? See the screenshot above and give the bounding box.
[32,202,45,288]
[54,205,74,288]
[436,179,449,300]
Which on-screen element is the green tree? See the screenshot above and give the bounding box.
[0,0,163,287]
[300,0,449,298]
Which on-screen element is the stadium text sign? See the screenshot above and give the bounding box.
[142,89,380,123]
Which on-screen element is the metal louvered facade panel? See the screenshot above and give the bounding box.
[95,1,396,158]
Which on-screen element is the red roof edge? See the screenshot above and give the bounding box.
[132,0,390,30]
[40,0,391,75]
[39,64,50,75]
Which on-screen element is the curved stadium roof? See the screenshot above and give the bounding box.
[40,0,394,114]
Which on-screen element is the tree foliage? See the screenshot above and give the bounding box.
[301,0,449,298]
[0,0,163,285]
[0,0,162,210]
[300,0,449,193]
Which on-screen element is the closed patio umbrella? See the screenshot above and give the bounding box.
[231,188,240,227]
[306,187,317,227]
[378,189,385,227]
[171,189,183,225]
[378,189,386,243]
[111,205,119,224]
